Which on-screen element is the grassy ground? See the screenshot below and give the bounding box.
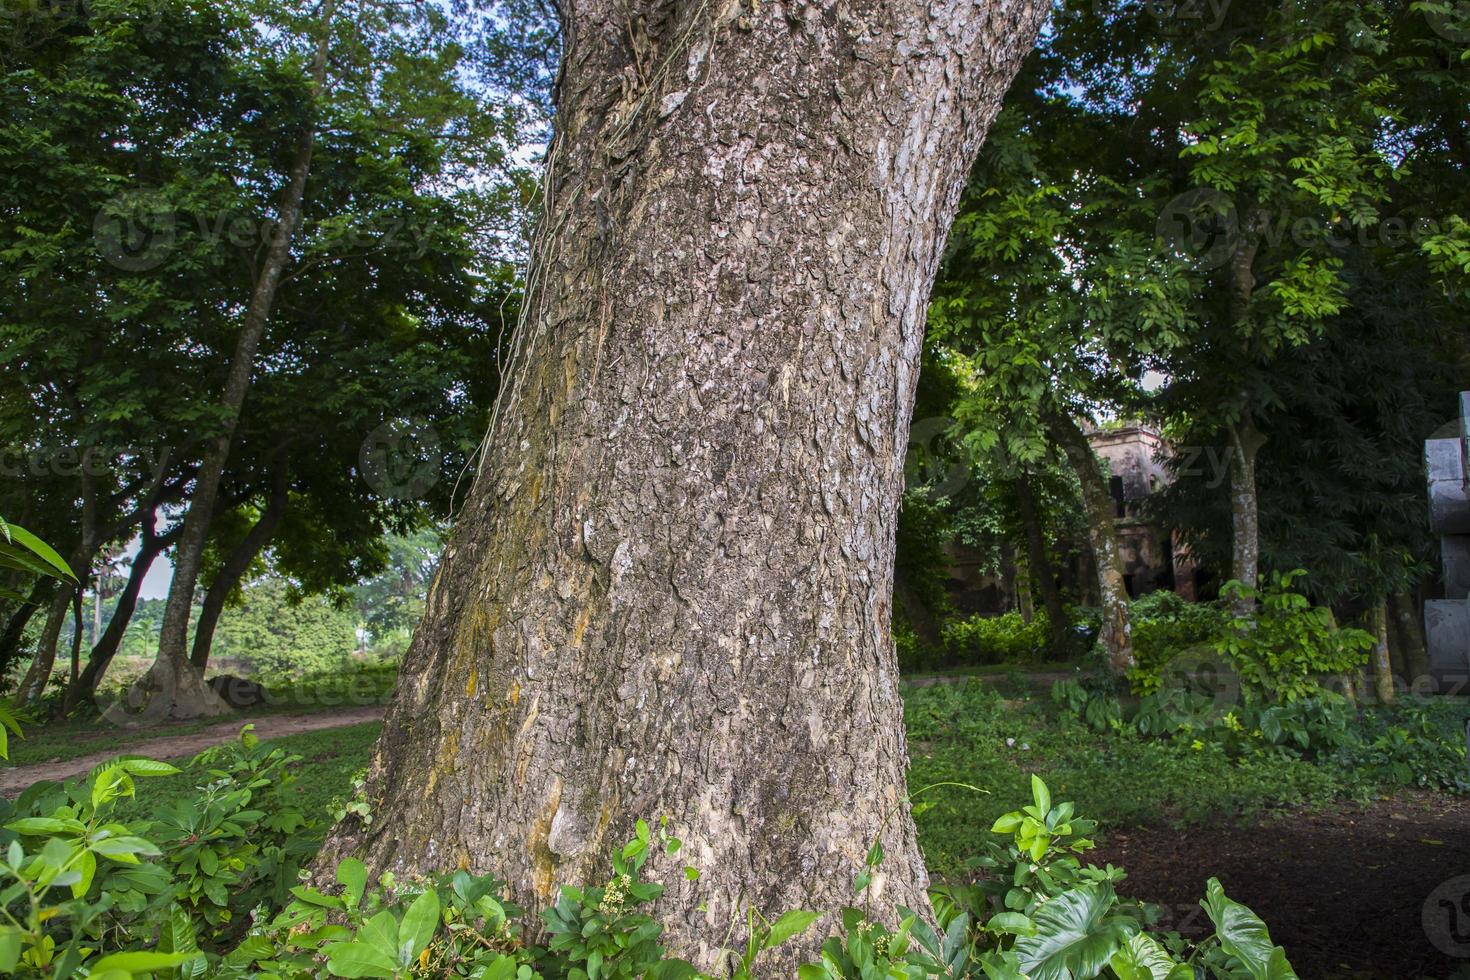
[119,720,384,820]
[903,680,1361,877]
[8,668,1465,979]
[6,665,396,767]
[32,669,1459,877]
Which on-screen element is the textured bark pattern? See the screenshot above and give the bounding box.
[318,0,1047,968]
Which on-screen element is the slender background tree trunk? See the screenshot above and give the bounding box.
[316,0,1049,968]
[1046,411,1134,671]
[1225,412,1266,614]
[14,476,97,707]
[66,519,175,712]
[0,579,52,683]
[135,2,334,719]
[191,468,289,670]
[1390,590,1431,689]
[1371,602,1396,704]
[1014,471,1069,658]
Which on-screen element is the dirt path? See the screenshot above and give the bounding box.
[1091,791,1470,980]
[0,705,386,796]
[904,669,1085,688]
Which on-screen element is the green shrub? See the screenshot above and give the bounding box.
[1047,677,1470,795]
[939,611,1051,666]
[1127,593,1226,696]
[1214,572,1371,703]
[1126,571,1371,705]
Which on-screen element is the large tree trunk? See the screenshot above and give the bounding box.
[133,4,334,720]
[1224,412,1266,615]
[191,469,289,670]
[1045,411,1134,672]
[1014,470,1070,658]
[316,0,1047,968]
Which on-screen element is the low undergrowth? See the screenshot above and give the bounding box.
[0,724,1299,980]
[905,681,1360,877]
[1,657,1462,978]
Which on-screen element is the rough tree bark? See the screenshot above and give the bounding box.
[1014,552,1035,622]
[191,467,289,670]
[1044,410,1134,671]
[134,3,334,720]
[316,0,1048,968]
[1014,470,1069,658]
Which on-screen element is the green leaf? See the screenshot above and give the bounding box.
[92,766,135,810]
[337,857,369,908]
[290,885,346,909]
[2,524,75,580]
[88,951,192,973]
[1202,878,1298,980]
[1031,774,1052,815]
[72,848,96,899]
[986,912,1037,936]
[324,940,400,978]
[5,817,79,836]
[119,758,180,777]
[991,811,1024,834]
[399,888,441,962]
[157,905,206,980]
[765,909,821,950]
[0,929,19,973]
[359,910,401,960]
[1012,883,1136,980]
[1109,934,1192,980]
